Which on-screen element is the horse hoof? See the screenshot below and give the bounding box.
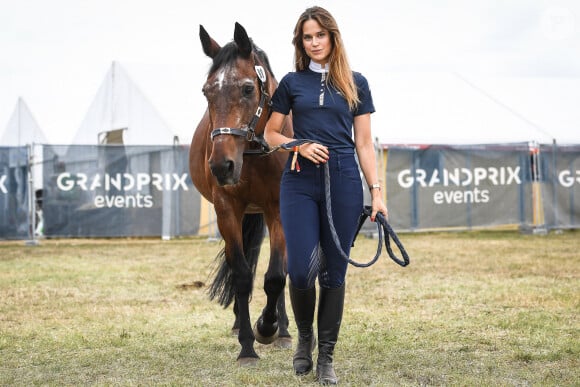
[253,320,279,345]
[237,357,259,367]
[274,336,293,349]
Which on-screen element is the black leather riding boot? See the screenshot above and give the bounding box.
[289,282,317,375]
[316,283,345,385]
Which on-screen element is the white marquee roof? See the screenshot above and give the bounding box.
[71,61,177,146]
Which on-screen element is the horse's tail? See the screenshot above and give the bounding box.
[208,213,265,307]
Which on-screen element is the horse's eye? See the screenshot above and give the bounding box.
[242,84,255,98]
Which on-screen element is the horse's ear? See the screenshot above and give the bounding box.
[234,22,252,58]
[199,24,221,59]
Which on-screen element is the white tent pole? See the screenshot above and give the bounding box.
[25,143,39,246]
[111,61,117,135]
[17,97,22,146]
[161,150,172,240]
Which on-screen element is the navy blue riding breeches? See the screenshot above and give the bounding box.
[280,151,363,289]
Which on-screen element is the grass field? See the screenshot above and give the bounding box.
[0,230,578,386]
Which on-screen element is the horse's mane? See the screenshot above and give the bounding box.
[209,40,274,77]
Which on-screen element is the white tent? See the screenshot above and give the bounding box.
[71,61,178,146]
[1,97,49,146]
[0,97,47,210]
[476,76,580,145]
[369,72,580,146]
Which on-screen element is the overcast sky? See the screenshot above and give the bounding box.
[1,0,579,145]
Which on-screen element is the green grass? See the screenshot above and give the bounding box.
[0,231,578,386]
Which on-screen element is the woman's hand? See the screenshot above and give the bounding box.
[370,195,388,223]
[299,143,329,164]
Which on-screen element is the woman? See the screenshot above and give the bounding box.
[264,6,387,385]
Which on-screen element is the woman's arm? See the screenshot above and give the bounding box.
[265,112,329,163]
[354,113,388,221]
[264,112,292,148]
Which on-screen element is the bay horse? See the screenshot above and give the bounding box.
[189,22,293,366]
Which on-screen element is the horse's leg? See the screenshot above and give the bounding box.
[216,209,259,366]
[231,299,240,336]
[254,211,291,348]
[275,285,292,349]
[229,242,258,365]
[270,212,291,346]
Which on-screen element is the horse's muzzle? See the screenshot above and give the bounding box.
[209,158,240,186]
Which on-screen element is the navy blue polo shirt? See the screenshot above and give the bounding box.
[271,69,375,154]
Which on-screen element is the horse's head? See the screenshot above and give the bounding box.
[200,22,273,186]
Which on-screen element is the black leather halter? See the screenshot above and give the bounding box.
[209,64,271,154]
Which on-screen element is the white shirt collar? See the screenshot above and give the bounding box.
[309,60,329,73]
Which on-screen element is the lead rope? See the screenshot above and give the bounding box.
[278,140,410,268]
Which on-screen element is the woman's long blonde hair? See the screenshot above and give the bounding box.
[292,6,360,111]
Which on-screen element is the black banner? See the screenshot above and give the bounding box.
[0,146,30,239]
[42,145,200,238]
[386,144,534,230]
[1,143,578,240]
[539,144,580,229]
